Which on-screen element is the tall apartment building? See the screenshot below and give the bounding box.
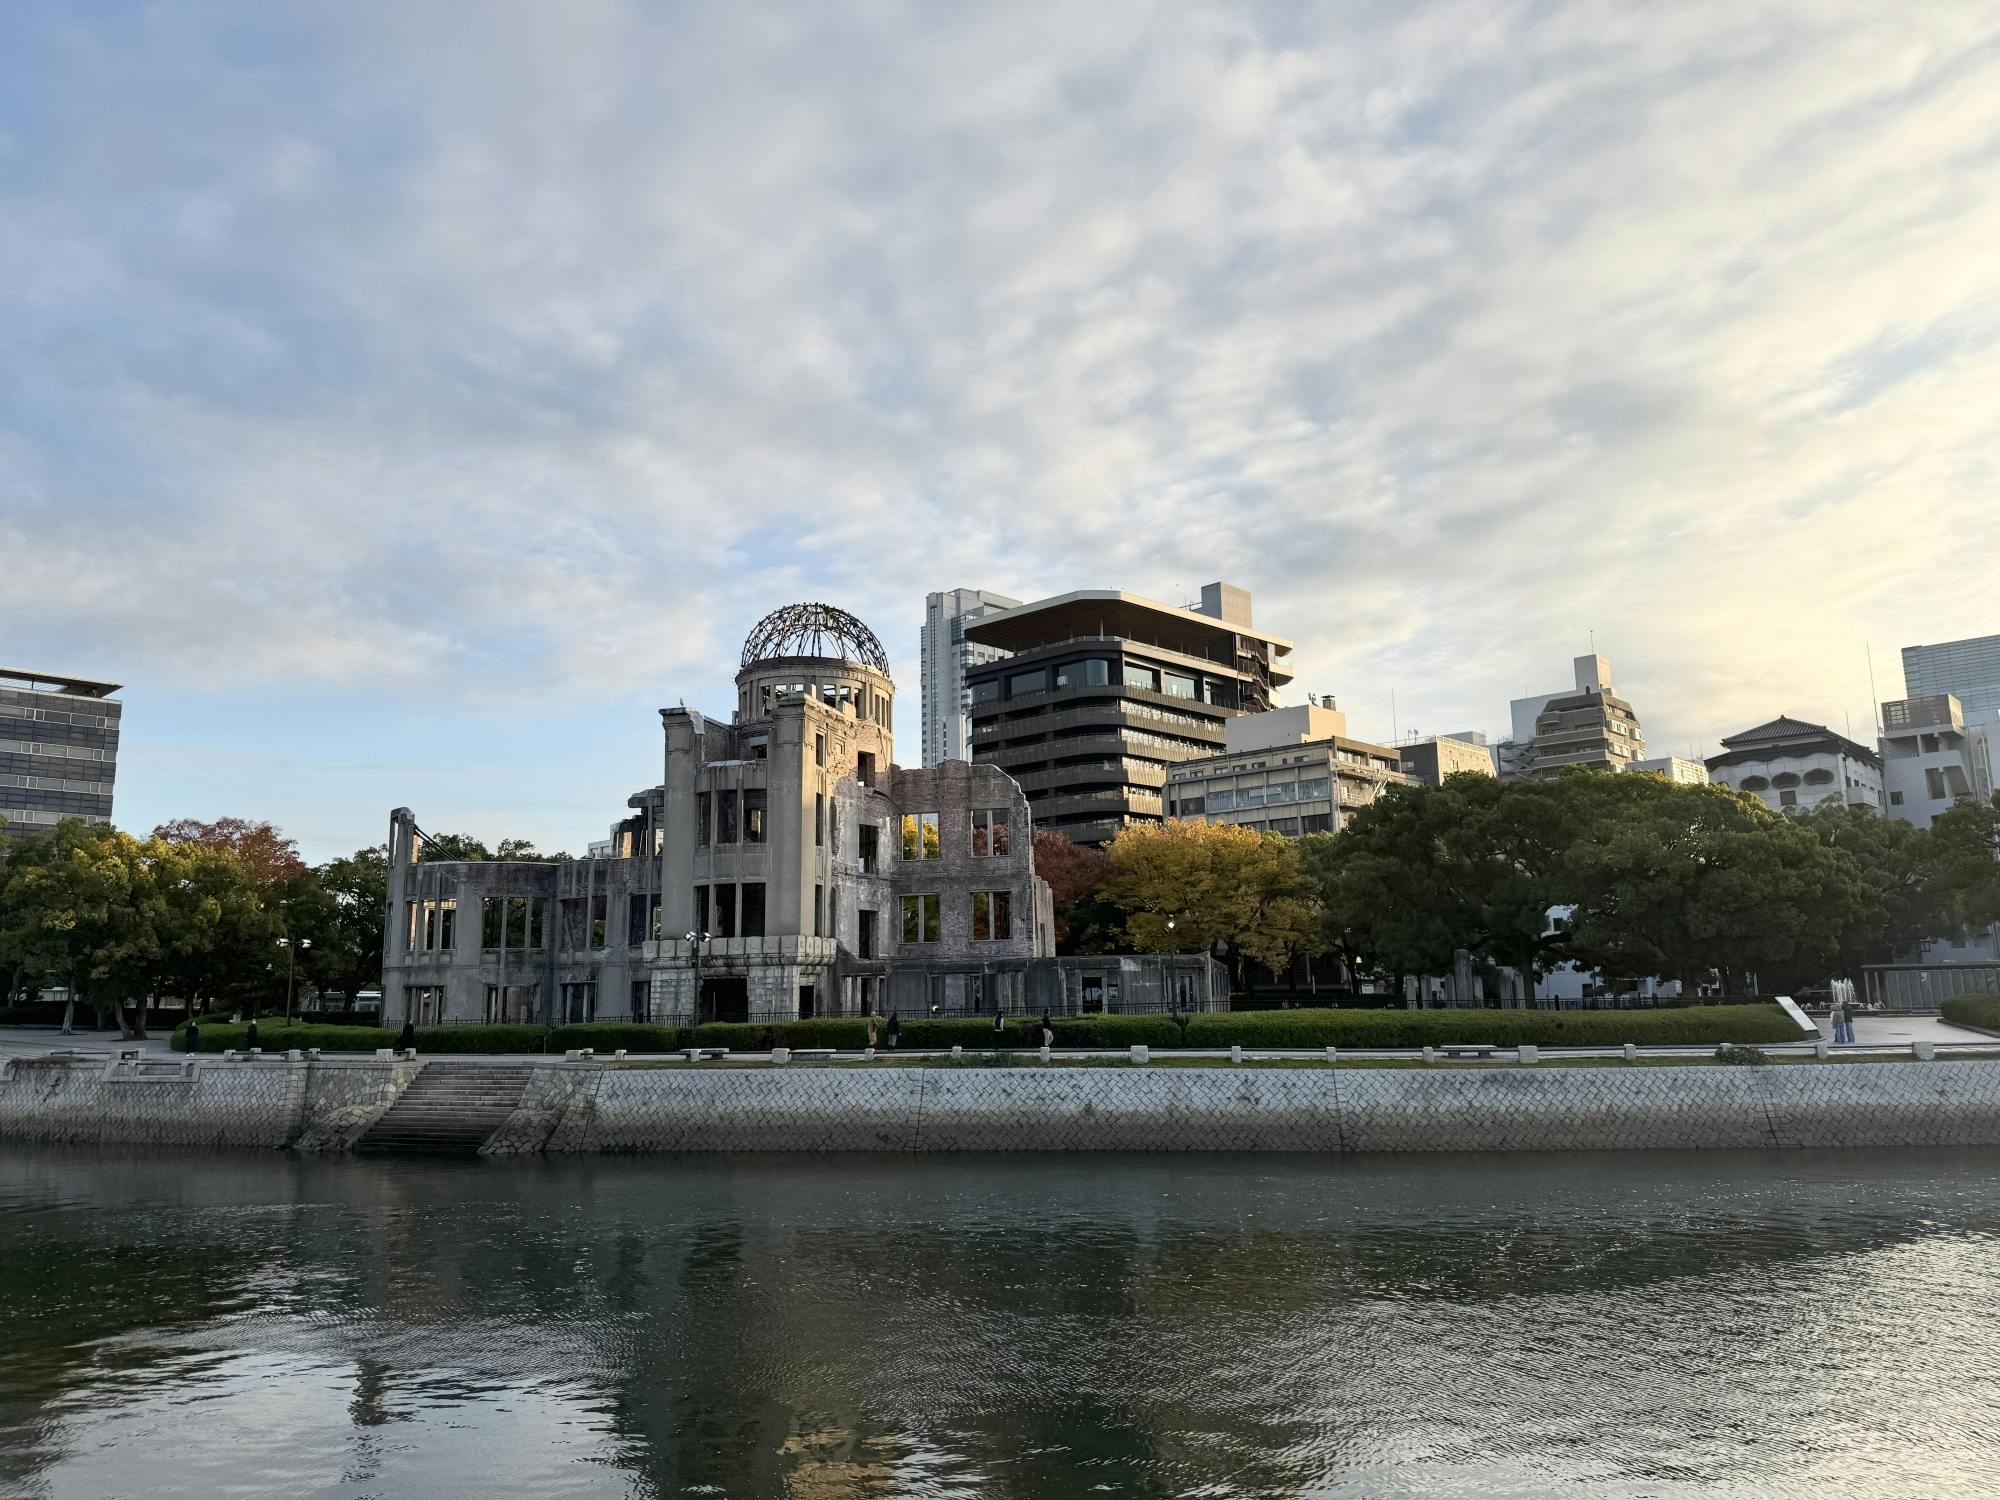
[1705,716,1882,813]
[1498,655,1645,778]
[1166,704,1411,835]
[1903,633,2000,726]
[919,588,1021,766]
[963,582,1293,845]
[0,668,122,843]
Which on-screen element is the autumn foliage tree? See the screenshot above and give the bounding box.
[1102,820,1322,987]
[1031,829,1121,952]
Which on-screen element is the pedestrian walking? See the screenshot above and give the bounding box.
[185,1018,201,1054]
[1040,1007,1055,1049]
[886,1013,900,1050]
[398,1018,417,1052]
[992,1008,1006,1042]
[1829,996,1851,1045]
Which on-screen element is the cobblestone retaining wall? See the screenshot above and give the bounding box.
[488,1058,2000,1155]
[0,1055,420,1151]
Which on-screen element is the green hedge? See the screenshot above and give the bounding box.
[549,1023,685,1053]
[421,1025,552,1054]
[172,1020,399,1053]
[1181,1003,1802,1049]
[1940,995,2000,1033]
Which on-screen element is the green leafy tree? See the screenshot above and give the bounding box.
[1798,802,1949,968]
[1562,778,1871,991]
[1104,820,1322,986]
[1929,794,2000,935]
[300,845,390,1006]
[1031,829,1123,954]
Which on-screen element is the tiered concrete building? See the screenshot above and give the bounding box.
[1166,703,1412,835]
[383,604,1223,1028]
[962,581,1294,845]
[0,668,121,842]
[1497,655,1645,779]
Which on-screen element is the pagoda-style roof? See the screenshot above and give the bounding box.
[1718,715,1826,747]
[1707,714,1880,771]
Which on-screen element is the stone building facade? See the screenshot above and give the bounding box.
[381,604,1219,1028]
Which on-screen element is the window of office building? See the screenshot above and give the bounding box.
[814,883,824,938]
[816,792,825,846]
[901,893,941,944]
[858,908,877,958]
[972,890,1012,941]
[741,882,766,938]
[1123,663,1159,692]
[1008,668,1046,698]
[859,822,880,872]
[717,790,739,843]
[693,884,709,935]
[970,807,1010,857]
[902,811,941,859]
[743,789,767,844]
[1055,659,1110,690]
[714,883,737,939]
[971,679,1001,705]
[1162,671,1197,699]
[815,732,826,766]
[697,791,711,846]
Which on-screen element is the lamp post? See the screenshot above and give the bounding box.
[275,937,311,1024]
[684,929,711,1025]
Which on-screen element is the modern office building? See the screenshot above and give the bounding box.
[1630,755,1711,785]
[1500,655,1646,778]
[1704,716,1882,813]
[1166,704,1411,834]
[919,587,1021,766]
[0,668,121,842]
[1903,633,2000,726]
[1399,734,1498,786]
[961,582,1294,845]
[382,603,1224,1028]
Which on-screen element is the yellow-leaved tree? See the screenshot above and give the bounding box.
[1103,821,1323,989]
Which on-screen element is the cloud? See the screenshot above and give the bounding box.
[4,0,2000,825]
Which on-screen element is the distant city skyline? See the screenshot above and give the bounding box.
[5,4,1998,859]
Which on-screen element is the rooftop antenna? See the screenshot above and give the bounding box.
[1866,644,1880,733]
[1391,689,1399,746]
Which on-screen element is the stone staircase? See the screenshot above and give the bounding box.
[356,1063,535,1153]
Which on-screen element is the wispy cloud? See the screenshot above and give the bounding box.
[4,0,1999,844]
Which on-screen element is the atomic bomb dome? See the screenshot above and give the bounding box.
[739,603,890,673]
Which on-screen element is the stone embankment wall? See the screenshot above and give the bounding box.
[486,1058,2000,1155]
[7,1054,2000,1154]
[0,1054,420,1151]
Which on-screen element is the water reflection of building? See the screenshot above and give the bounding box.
[381,603,1223,1027]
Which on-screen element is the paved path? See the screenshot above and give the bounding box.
[1816,1014,1987,1046]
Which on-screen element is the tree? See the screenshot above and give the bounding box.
[151,817,307,883]
[1929,794,2000,936]
[301,845,390,1006]
[1798,802,1950,968]
[1031,829,1123,953]
[1561,777,1871,992]
[1102,821,1322,986]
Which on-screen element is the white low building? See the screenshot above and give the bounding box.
[1704,716,1883,813]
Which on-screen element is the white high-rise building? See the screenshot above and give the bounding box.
[1879,693,2000,965]
[919,588,1020,766]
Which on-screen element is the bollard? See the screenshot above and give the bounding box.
[374,1048,393,1060]
[286,1049,302,1063]
[1130,1044,1149,1064]
[1230,1044,1244,1066]
[615,1048,628,1061]
[1517,1045,1539,1065]
[1422,1046,1437,1066]
[1914,1040,1936,1061]
[864,1046,877,1060]
[771,1046,790,1065]
[1622,1042,1638,1063]
[951,1045,963,1060]
[306,1047,321,1060]
[1039,1044,1051,1064]
[1326,1045,1338,1063]
[686,1048,701,1062]
[249,1047,263,1057]
[1814,1040,1830,1061]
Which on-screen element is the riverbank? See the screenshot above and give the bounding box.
[6,1051,2000,1154]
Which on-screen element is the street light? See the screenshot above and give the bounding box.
[275,936,312,1024]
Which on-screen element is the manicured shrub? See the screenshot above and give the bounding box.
[171,1020,399,1053]
[1049,1014,1185,1049]
[421,1025,552,1054]
[1940,994,2000,1032]
[551,1023,684,1053]
[1181,1003,1801,1050]
[1714,1043,1769,1065]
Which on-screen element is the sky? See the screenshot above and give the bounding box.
[5,1,1999,862]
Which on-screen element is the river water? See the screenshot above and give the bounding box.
[2,1148,1997,1499]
